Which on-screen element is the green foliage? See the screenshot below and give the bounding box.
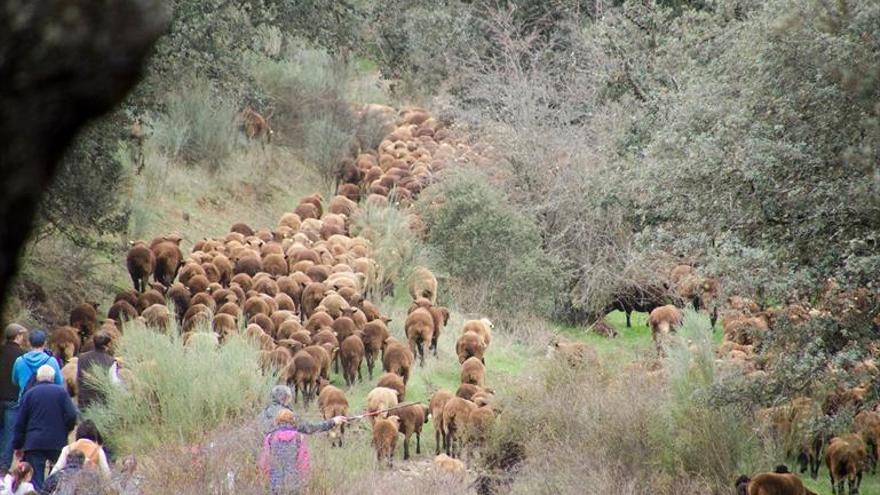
[86,323,273,454]
[418,168,560,317]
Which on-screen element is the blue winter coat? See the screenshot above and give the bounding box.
[12,382,77,452]
[12,351,62,403]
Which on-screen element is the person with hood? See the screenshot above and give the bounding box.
[0,324,27,472]
[11,330,62,403]
[12,365,77,490]
[258,409,346,495]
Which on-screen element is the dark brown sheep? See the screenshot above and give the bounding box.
[126,241,155,292]
[113,289,139,309]
[108,299,137,323]
[318,384,349,447]
[286,350,319,407]
[391,403,430,460]
[152,239,183,288]
[243,296,270,320]
[362,320,390,380]
[372,416,401,468]
[735,470,818,495]
[456,332,485,365]
[262,253,288,277]
[376,372,406,402]
[428,305,449,357]
[186,274,210,295]
[332,316,356,344]
[430,390,455,455]
[383,339,413,384]
[825,434,867,495]
[136,289,165,313]
[405,307,434,367]
[48,326,81,365]
[336,183,360,202]
[230,222,255,237]
[69,302,98,342]
[441,397,477,458]
[460,357,486,387]
[301,282,328,320]
[340,334,365,387]
[234,255,262,277]
[212,254,233,286]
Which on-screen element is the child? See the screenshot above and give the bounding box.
[1,463,35,495]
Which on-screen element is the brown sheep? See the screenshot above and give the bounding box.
[461,318,493,348]
[136,289,165,313]
[305,312,334,334]
[141,303,170,332]
[262,253,288,277]
[48,326,80,365]
[332,316,356,344]
[854,410,880,474]
[328,195,357,216]
[152,239,183,288]
[234,255,263,277]
[167,283,191,322]
[377,372,406,402]
[466,405,495,449]
[547,338,598,367]
[300,193,324,218]
[649,304,683,350]
[366,387,399,424]
[433,454,466,480]
[383,339,413,384]
[442,397,477,458]
[405,307,434,367]
[825,434,867,495]
[61,357,78,399]
[408,267,438,304]
[301,282,328,320]
[735,470,818,495]
[108,299,137,323]
[243,296,270,320]
[230,222,255,237]
[372,416,400,468]
[391,403,430,460]
[69,302,98,342]
[362,320,390,379]
[339,334,365,387]
[430,390,455,455]
[286,350,319,407]
[126,241,155,292]
[260,347,292,375]
[428,305,449,357]
[304,345,332,381]
[455,332,485,365]
[249,314,275,337]
[212,313,237,338]
[460,357,486,387]
[318,384,349,447]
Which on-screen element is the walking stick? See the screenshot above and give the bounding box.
[345,402,422,421]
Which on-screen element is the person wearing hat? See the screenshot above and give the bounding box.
[11,329,62,403]
[0,324,27,471]
[12,364,77,490]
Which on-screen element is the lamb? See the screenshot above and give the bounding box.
[649,304,683,350]
[372,416,401,468]
[318,384,349,447]
[441,397,477,458]
[366,387,399,424]
[391,403,430,460]
[405,307,434,367]
[456,332,485,365]
[362,320,390,379]
[825,434,867,495]
[383,339,414,384]
[433,454,466,481]
[286,350,319,407]
[430,390,455,455]
[408,267,438,304]
[339,334,365,387]
[376,372,406,402]
[126,241,155,292]
[547,338,598,367]
[460,357,486,387]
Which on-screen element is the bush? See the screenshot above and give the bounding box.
[86,322,273,454]
[418,168,560,317]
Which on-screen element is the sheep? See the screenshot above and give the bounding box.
[603,284,668,328]
[299,193,324,218]
[649,304,683,350]
[734,469,818,495]
[430,390,455,455]
[428,305,449,357]
[339,334,364,387]
[383,339,414,384]
[167,283,191,322]
[304,345,332,381]
[462,318,493,349]
[372,416,400,468]
[405,307,434,367]
[331,315,356,344]
[442,397,477,458]
[108,300,137,323]
[136,289,165,313]
[141,303,170,332]
[260,347,292,375]
[69,302,98,342]
[466,404,495,449]
[456,332,485,365]
[460,357,486,387]
[391,403,430,460]
[318,384,349,447]
[377,372,406,402]
[547,338,598,367]
[433,454,466,481]
[61,357,78,399]
[152,239,183,288]
[301,282,328,320]
[362,320,390,379]
[366,387,399,424]
[47,326,80,365]
[286,351,319,407]
[854,410,880,474]
[408,267,438,304]
[126,241,155,292]
[825,433,867,495]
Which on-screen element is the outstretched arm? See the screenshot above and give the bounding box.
[295,419,335,435]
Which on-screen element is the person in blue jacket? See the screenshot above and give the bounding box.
[12,365,77,490]
[11,330,62,403]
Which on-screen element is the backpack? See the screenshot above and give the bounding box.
[68,439,102,470]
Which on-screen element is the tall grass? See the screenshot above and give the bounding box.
[86,322,273,454]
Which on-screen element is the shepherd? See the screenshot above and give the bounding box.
[258,409,346,495]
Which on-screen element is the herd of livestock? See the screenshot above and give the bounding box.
[40,104,880,492]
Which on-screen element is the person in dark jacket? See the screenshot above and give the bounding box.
[11,330,62,403]
[75,332,115,411]
[0,323,27,472]
[12,365,78,490]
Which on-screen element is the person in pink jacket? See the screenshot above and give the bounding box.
[258,409,345,494]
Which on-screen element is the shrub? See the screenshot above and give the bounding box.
[418,167,560,317]
[86,322,273,454]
